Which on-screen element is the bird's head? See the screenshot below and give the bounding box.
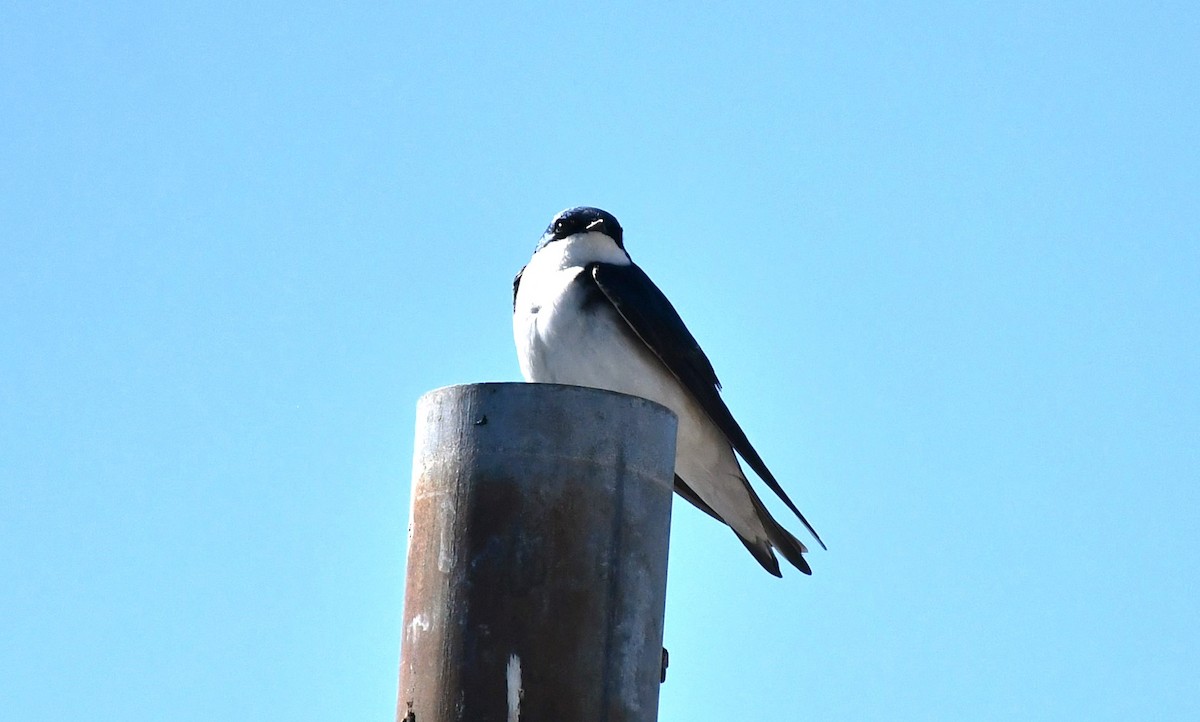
[537,206,625,253]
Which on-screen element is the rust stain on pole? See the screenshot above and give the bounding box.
[398,382,676,722]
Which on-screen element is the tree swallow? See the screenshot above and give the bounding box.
[512,206,824,576]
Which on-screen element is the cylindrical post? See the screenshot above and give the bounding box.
[397,382,677,722]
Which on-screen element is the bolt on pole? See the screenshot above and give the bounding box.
[398,382,677,722]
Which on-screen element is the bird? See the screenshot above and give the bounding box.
[512,206,824,576]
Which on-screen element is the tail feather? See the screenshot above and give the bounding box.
[766,520,812,575]
[678,467,817,577]
[737,534,783,577]
[734,523,811,577]
[743,478,813,576]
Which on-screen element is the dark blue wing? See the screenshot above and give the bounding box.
[589,262,826,550]
[512,266,525,311]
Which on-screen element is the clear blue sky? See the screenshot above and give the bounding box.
[2,2,1197,720]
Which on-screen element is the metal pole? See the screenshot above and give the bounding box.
[397,382,677,722]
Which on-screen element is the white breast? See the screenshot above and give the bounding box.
[513,231,631,382]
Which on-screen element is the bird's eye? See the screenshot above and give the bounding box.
[553,219,567,234]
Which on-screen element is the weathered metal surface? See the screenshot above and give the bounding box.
[397,382,677,722]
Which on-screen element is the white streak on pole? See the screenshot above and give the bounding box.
[506,654,522,722]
